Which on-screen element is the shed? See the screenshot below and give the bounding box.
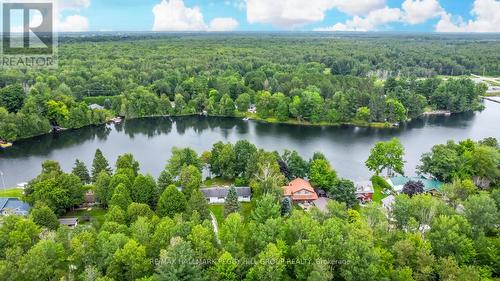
[58,218,78,229]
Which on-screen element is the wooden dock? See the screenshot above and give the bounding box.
[483,97,500,104]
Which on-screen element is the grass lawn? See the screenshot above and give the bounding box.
[0,188,23,198]
[63,207,107,226]
[372,184,387,204]
[209,204,224,224]
[203,177,235,187]
[209,202,253,224]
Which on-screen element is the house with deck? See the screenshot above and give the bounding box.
[200,187,251,204]
[283,178,318,202]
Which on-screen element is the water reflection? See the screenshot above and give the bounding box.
[0,101,498,187]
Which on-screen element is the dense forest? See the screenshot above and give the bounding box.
[1,33,497,142]
[0,137,498,281]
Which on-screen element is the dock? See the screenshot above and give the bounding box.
[483,97,500,104]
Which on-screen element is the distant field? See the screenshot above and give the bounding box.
[0,188,23,198]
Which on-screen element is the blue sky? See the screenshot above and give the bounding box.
[54,0,499,32]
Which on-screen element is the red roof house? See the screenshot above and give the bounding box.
[283,178,318,202]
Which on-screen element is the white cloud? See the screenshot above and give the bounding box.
[57,15,89,32]
[208,17,239,31]
[152,0,239,31]
[401,0,443,24]
[58,0,91,11]
[315,6,401,31]
[332,0,386,16]
[57,0,91,32]
[246,0,386,27]
[436,0,500,32]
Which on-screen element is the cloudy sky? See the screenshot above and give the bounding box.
[53,0,500,32]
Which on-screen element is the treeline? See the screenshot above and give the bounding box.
[0,79,112,142]
[1,34,492,141]
[1,138,498,280]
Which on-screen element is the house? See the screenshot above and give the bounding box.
[200,187,251,204]
[387,176,443,194]
[354,181,374,203]
[88,104,104,110]
[58,218,78,229]
[0,198,30,216]
[283,178,318,202]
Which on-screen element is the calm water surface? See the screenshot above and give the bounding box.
[1,100,499,187]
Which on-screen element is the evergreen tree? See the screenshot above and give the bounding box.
[157,185,187,218]
[281,197,292,217]
[115,153,140,176]
[224,186,240,217]
[130,174,157,208]
[94,171,111,206]
[186,189,210,221]
[91,149,111,182]
[72,159,91,184]
[109,183,132,211]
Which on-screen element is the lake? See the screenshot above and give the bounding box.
[1,100,499,188]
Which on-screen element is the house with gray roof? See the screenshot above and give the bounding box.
[0,198,31,216]
[200,187,251,204]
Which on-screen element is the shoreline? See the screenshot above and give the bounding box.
[5,105,487,145]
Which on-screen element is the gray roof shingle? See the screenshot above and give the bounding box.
[200,187,251,198]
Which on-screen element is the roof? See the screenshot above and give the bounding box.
[59,218,78,225]
[0,197,31,215]
[89,104,104,110]
[283,178,318,201]
[312,197,330,212]
[200,187,251,198]
[387,176,443,192]
[355,181,374,194]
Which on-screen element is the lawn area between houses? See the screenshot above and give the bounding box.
[0,188,23,198]
[62,207,107,226]
[209,202,253,224]
[203,177,235,187]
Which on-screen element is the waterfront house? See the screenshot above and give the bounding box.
[200,187,251,204]
[387,176,443,194]
[283,178,318,202]
[0,198,31,216]
[354,181,374,203]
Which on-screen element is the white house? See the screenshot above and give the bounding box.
[200,187,251,204]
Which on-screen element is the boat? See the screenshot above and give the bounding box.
[0,141,12,149]
[243,117,250,121]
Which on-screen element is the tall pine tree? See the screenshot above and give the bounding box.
[91,149,111,182]
[72,159,90,184]
[224,186,240,217]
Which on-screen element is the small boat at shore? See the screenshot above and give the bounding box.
[243,117,250,121]
[109,117,123,124]
[0,142,12,149]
